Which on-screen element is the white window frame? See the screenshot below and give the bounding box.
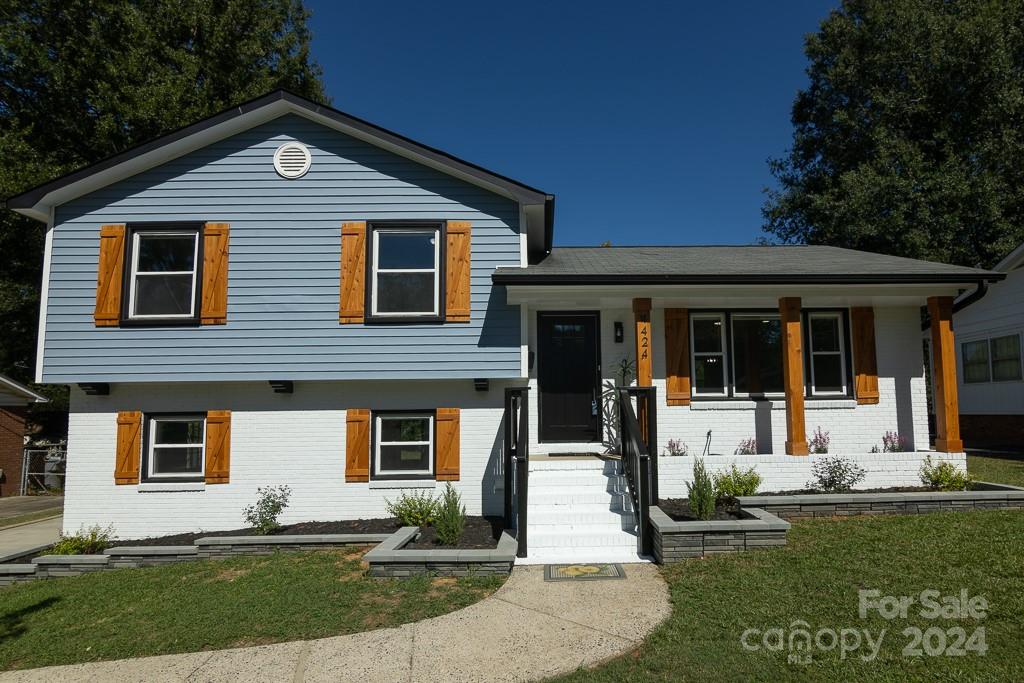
[374,413,434,478]
[730,313,786,399]
[690,313,728,397]
[128,229,201,320]
[988,333,1023,383]
[146,415,206,480]
[370,227,440,318]
[807,312,848,396]
[961,339,992,384]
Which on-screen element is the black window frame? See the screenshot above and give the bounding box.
[801,308,854,398]
[119,222,205,327]
[364,220,447,324]
[369,409,438,481]
[140,411,207,483]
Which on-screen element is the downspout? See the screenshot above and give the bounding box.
[920,279,990,331]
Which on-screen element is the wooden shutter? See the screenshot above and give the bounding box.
[445,222,472,322]
[95,224,126,326]
[851,307,880,405]
[205,410,231,484]
[664,308,691,406]
[345,409,370,482]
[201,223,230,324]
[339,222,366,323]
[114,411,142,484]
[435,408,460,481]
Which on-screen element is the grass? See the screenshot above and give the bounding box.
[0,510,61,531]
[557,510,1024,682]
[0,547,502,671]
[968,451,1024,487]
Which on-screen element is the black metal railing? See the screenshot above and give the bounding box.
[618,386,658,557]
[503,386,530,558]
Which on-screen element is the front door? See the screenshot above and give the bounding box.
[538,312,601,442]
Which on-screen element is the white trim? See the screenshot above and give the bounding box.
[807,312,849,396]
[137,482,206,493]
[0,374,48,403]
[690,313,728,397]
[146,415,206,480]
[35,207,54,382]
[368,480,437,490]
[272,142,312,179]
[370,227,440,317]
[127,230,200,320]
[520,304,529,378]
[374,413,434,477]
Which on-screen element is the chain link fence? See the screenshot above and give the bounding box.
[20,444,66,495]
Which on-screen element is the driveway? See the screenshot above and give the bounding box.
[0,496,63,522]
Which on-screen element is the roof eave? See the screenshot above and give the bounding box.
[0,375,48,403]
[491,272,1006,286]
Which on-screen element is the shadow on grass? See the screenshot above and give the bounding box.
[0,597,60,644]
[968,450,1024,463]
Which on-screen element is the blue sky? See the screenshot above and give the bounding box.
[306,1,837,246]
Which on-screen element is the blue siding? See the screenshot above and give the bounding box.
[44,115,522,382]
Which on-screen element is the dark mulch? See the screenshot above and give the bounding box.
[755,486,965,496]
[107,518,403,548]
[406,516,505,550]
[657,498,745,522]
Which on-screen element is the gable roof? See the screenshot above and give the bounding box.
[492,245,1004,286]
[4,90,554,258]
[992,241,1024,272]
[0,374,48,406]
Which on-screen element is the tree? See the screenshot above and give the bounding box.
[763,0,1024,269]
[0,0,327,438]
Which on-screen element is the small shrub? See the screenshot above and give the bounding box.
[870,445,881,453]
[244,485,292,535]
[882,431,910,453]
[433,483,467,545]
[47,524,114,555]
[665,439,689,456]
[808,426,830,454]
[734,438,758,455]
[713,464,762,499]
[385,490,438,527]
[919,456,973,491]
[687,458,716,520]
[807,457,866,493]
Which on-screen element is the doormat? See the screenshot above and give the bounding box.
[543,564,626,581]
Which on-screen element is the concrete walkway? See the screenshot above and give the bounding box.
[0,564,671,683]
[0,516,62,557]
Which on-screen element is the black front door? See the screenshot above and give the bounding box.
[538,312,601,442]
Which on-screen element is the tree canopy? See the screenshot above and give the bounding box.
[763,0,1024,269]
[0,0,327,437]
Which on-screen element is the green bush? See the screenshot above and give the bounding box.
[385,490,438,527]
[433,483,466,546]
[47,524,114,555]
[920,455,973,491]
[687,458,716,520]
[713,464,762,499]
[243,485,292,535]
[807,457,866,493]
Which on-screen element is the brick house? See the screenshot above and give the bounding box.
[0,375,48,497]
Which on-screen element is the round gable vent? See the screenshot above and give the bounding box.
[273,142,312,179]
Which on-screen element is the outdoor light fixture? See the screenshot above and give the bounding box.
[614,322,624,343]
[269,380,294,394]
[474,378,489,392]
[77,383,110,396]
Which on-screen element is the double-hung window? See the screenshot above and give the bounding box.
[374,413,434,478]
[807,313,848,395]
[731,314,784,397]
[126,224,202,322]
[370,224,441,319]
[145,415,205,480]
[691,314,727,396]
[963,334,1023,383]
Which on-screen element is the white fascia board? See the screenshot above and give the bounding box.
[35,207,55,382]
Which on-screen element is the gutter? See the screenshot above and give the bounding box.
[492,272,1006,286]
[920,279,991,331]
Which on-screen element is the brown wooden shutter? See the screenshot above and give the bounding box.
[205,410,231,484]
[339,222,366,323]
[435,408,460,481]
[851,307,880,405]
[345,409,370,482]
[200,223,230,324]
[114,411,142,484]
[445,222,472,322]
[664,308,691,406]
[95,225,126,326]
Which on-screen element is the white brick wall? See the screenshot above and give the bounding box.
[657,451,967,496]
[64,381,509,538]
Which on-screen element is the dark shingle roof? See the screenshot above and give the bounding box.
[494,246,1002,285]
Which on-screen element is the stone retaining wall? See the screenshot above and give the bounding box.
[650,506,790,564]
[364,527,517,577]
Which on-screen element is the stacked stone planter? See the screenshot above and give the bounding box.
[364,527,518,577]
[649,506,790,564]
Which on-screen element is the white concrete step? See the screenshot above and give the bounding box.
[516,547,649,565]
[529,459,619,473]
[527,471,627,487]
[529,487,634,507]
[529,506,637,526]
[528,529,639,549]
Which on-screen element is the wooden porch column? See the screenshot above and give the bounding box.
[633,298,653,387]
[779,297,808,455]
[928,296,963,452]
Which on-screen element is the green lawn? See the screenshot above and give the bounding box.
[968,451,1024,487]
[0,548,502,671]
[558,510,1024,682]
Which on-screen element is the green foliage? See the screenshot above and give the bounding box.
[763,0,1024,270]
[920,455,973,491]
[46,524,114,555]
[712,464,762,500]
[686,458,716,521]
[433,483,466,546]
[385,490,438,527]
[807,457,867,493]
[243,485,291,534]
[0,0,327,440]
[809,426,830,454]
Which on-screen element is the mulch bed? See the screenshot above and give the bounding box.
[405,516,505,550]
[755,486,963,496]
[657,498,745,522]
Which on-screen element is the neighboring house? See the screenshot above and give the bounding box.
[952,242,1024,447]
[4,91,1003,561]
[0,374,48,497]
